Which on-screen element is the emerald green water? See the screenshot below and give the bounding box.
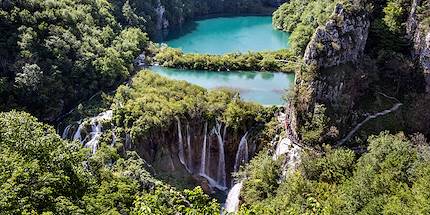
[156,16,293,105]
[165,16,290,55]
[150,66,295,105]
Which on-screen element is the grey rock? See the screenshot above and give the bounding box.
[303,3,370,68]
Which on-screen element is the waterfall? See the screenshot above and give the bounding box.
[200,122,208,175]
[224,182,243,213]
[176,117,190,172]
[198,121,226,191]
[234,132,249,173]
[273,137,292,160]
[276,136,301,177]
[186,123,193,172]
[84,119,102,154]
[73,124,84,142]
[62,124,73,139]
[215,121,227,188]
[64,111,113,154]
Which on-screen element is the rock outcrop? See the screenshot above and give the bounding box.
[289,2,372,145]
[406,0,430,92]
[304,4,370,68]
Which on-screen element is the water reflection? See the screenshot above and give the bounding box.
[150,66,295,105]
[163,16,290,55]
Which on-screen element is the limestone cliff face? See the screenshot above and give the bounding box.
[289,3,371,144]
[303,4,370,68]
[406,0,430,92]
[124,118,259,192]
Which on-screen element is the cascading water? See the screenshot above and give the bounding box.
[234,132,249,173]
[73,124,84,142]
[186,123,193,172]
[198,121,227,191]
[224,182,243,214]
[65,111,113,154]
[176,117,189,172]
[215,121,227,188]
[200,122,208,174]
[62,124,73,139]
[225,132,249,214]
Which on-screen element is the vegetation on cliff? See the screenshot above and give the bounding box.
[149,45,299,73]
[0,111,219,214]
[111,0,286,37]
[272,0,337,55]
[112,70,274,137]
[238,132,430,214]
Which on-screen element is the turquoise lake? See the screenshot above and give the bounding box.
[151,66,294,105]
[164,16,290,55]
[154,16,294,105]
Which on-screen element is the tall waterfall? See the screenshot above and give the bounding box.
[200,122,208,174]
[224,182,243,214]
[234,132,249,173]
[214,121,227,188]
[176,117,189,172]
[186,123,193,172]
[198,121,227,191]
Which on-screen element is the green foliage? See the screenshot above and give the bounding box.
[241,151,282,204]
[133,186,219,215]
[238,132,430,214]
[0,0,148,119]
[300,104,329,145]
[112,0,286,37]
[151,46,297,73]
[113,70,272,140]
[0,111,219,214]
[382,0,411,33]
[273,0,336,55]
[301,146,356,184]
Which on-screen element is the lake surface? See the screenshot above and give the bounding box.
[164,16,290,55]
[150,66,295,105]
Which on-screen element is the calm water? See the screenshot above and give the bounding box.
[150,66,295,105]
[165,16,290,55]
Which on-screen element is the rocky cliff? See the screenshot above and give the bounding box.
[406,0,430,92]
[62,114,264,193]
[303,4,370,68]
[288,2,372,145]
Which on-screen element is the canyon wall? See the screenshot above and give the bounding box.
[63,114,261,193]
[406,0,430,93]
[289,3,371,145]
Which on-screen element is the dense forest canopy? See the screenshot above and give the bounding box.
[1,0,430,214]
[0,0,148,120]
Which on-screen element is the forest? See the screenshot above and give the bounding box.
[1,0,430,214]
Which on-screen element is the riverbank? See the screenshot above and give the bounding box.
[148,45,299,73]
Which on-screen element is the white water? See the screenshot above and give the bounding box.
[66,111,113,154]
[176,117,189,172]
[62,124,73,139]
[234,132,249,172]
[73,124,84,142]
[214,121,227,188]
[224,182,243,213]
[186,123,193,172]
[200,122,208,174]
[273,137,292,160]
